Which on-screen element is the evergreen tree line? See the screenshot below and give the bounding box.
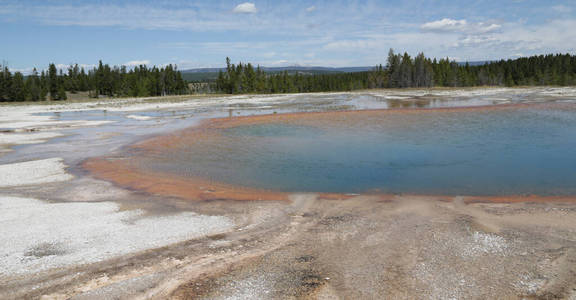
[215,57,374,94]
[385,49,576,88]
[0,61,188,102]
[215,51,576,94]
[2,52,576,101]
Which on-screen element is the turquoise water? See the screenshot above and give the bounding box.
[146,105,576,196]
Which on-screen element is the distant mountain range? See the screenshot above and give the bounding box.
[182,66,375,73]
[180,66,375,81]
[181,62,489,81]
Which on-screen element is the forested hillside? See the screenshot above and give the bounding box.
[0,61,188,102]
[1,52,575,102]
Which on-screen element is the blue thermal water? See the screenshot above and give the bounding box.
[145,106,576,196]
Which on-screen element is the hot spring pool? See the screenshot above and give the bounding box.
[135,104,576,196]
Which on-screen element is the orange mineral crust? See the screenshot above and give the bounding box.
[83,103,576,203]
[83,156,576,203]
[84,158,288,202]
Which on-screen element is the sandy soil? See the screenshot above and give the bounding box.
[2,87,576,299]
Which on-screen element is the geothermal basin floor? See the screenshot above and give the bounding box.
[2,88,576,299]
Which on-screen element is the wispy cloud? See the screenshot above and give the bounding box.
[421,18,501,34]
[1,0,575,69]
[552,5,572,14]
[0,3,200,30]
[0,1,378,35]
[454,35,499,47]
[0,2,263,31]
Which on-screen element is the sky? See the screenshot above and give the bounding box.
[1,0,576,73]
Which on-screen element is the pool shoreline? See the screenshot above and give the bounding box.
[83,102,576,203]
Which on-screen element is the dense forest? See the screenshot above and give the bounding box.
[214,58,371,93]
[386,50,576,88]
[0,61,188,102]
[1,51,575,101]
[214,51,576,94]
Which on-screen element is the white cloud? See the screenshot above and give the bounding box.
[233,2,257,14]
[444,19,576,59]
[306,6,316,12]
[53,63,97,72]
[55,64,70,70]
[123,60,150,67]
[421,18,467,32]
[318,17,576,63]
[421,18,501,34]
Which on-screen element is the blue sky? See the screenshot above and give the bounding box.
[1,0,575,72]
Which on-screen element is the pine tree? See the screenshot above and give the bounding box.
[0,66,13,101]
[386,49,401,88]
[57,85,67,100]
[399,52,413,88]
[26,68,43,101]
[67,64,80,93]
[10,72,27,101]
[48,63,59,100]
[413,53,433,87]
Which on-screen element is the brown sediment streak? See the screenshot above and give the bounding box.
[83,102,576,203]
